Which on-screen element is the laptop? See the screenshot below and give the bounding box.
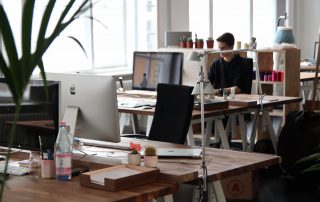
[141,148,202,159]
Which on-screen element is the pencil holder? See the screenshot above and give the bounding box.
[41,159,56,179]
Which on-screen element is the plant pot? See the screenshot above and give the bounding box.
[196,41,204,49]
[144,156,158,168]
[206,40,214,49]
[186,41,193,48]
[180,41,187,48]
[128,153,141,166]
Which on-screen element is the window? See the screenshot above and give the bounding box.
[1,0,158,73]
[189,0,210,40]
[189,0,277,48]
[253,0,277,48]
[212,0,250,43]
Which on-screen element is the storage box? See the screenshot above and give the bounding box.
[221,171,258,200]
[80,164,160,191]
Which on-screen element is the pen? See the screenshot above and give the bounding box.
[38,136,43,159]
[47,149,53,160]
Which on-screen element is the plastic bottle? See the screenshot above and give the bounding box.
[55,121,72,181]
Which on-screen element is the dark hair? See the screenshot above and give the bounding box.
[216,33,235,48]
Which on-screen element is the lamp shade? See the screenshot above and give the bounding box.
[192,82,215,95]
[274,27,295,44]
[188,51,201,61]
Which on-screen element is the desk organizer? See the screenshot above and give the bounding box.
[80,164,160,191]
[194,100,229,111]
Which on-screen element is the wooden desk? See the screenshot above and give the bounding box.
[6,120,55,133]
[1,138,280,202]
[231,94,302,152]
[300,65,317,72]
[300,72,320,82]
[73,138,281,201]
[118,99,248,148]
[2,148,178,202]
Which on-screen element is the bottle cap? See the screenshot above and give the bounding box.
[59,121,66,127]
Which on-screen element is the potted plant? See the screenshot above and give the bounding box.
[0,0,91,198]
[180,36,187,48]
[206,37,214,49]
[143,146,158,168]
[196,38,204,49]
[186,37,193,48]
[128,142,142,166]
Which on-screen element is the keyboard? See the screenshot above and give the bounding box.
[118,100,156,108]
[80,138,130,151]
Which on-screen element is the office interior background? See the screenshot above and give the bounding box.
[1,0,319,77]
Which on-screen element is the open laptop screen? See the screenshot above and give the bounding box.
[132,51,183,91]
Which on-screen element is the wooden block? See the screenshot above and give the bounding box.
[229,100,257,107]
[80,164,160,191]
[194,100,229,111]
[221,171,258,200]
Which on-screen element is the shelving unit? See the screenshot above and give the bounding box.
[253,48,301,119]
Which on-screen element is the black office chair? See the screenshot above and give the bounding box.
[242,57,254,94]
[122,83,194,144]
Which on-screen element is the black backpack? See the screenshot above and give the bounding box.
[277,111,320,175]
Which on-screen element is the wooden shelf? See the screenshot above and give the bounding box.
[253,80,283,85]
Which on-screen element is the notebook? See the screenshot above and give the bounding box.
[141,148,202,159]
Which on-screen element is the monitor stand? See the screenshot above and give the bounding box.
[62,106,90,155]
[62,106,79,137]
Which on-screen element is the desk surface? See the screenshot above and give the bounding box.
[2,148,178,202]
[2,138,280,201]
[300,65,317,72]
[118,93,302,116]
[6,120,55,131]
[233,94,302,108]
[75,138,280,183]
[300,72,320,82]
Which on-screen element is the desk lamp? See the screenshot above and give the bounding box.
[188,49,263,200]
[274,13,295,44]
[188,51,214,202]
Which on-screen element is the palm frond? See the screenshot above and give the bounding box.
[301,164,320,174]
[296,153,320,164]
[0,5,21,104]
[21,0,35,84]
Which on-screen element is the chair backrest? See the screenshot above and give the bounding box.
[242,57,253,94]
[148,83,194,144]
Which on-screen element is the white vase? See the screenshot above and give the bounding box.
[144,156,158,168]
[127,154,141,166]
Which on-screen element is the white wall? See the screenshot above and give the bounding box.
[157,0,189,48]
[290,0,320,59]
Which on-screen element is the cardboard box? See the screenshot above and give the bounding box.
[221,171,258,200]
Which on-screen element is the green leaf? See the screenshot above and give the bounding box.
[38,59,48,99]
[296,153,320,164]
[67,36,88,57]
[21,0,35,83]
[301,164,320,174]
[0,5,22,103]
[36,0,56,51]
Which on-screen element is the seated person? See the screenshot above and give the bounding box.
[208,32,248,95]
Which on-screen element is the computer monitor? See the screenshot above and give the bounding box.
[45,73,120,143]
[132,51,183,91]
[0,79,59,150]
